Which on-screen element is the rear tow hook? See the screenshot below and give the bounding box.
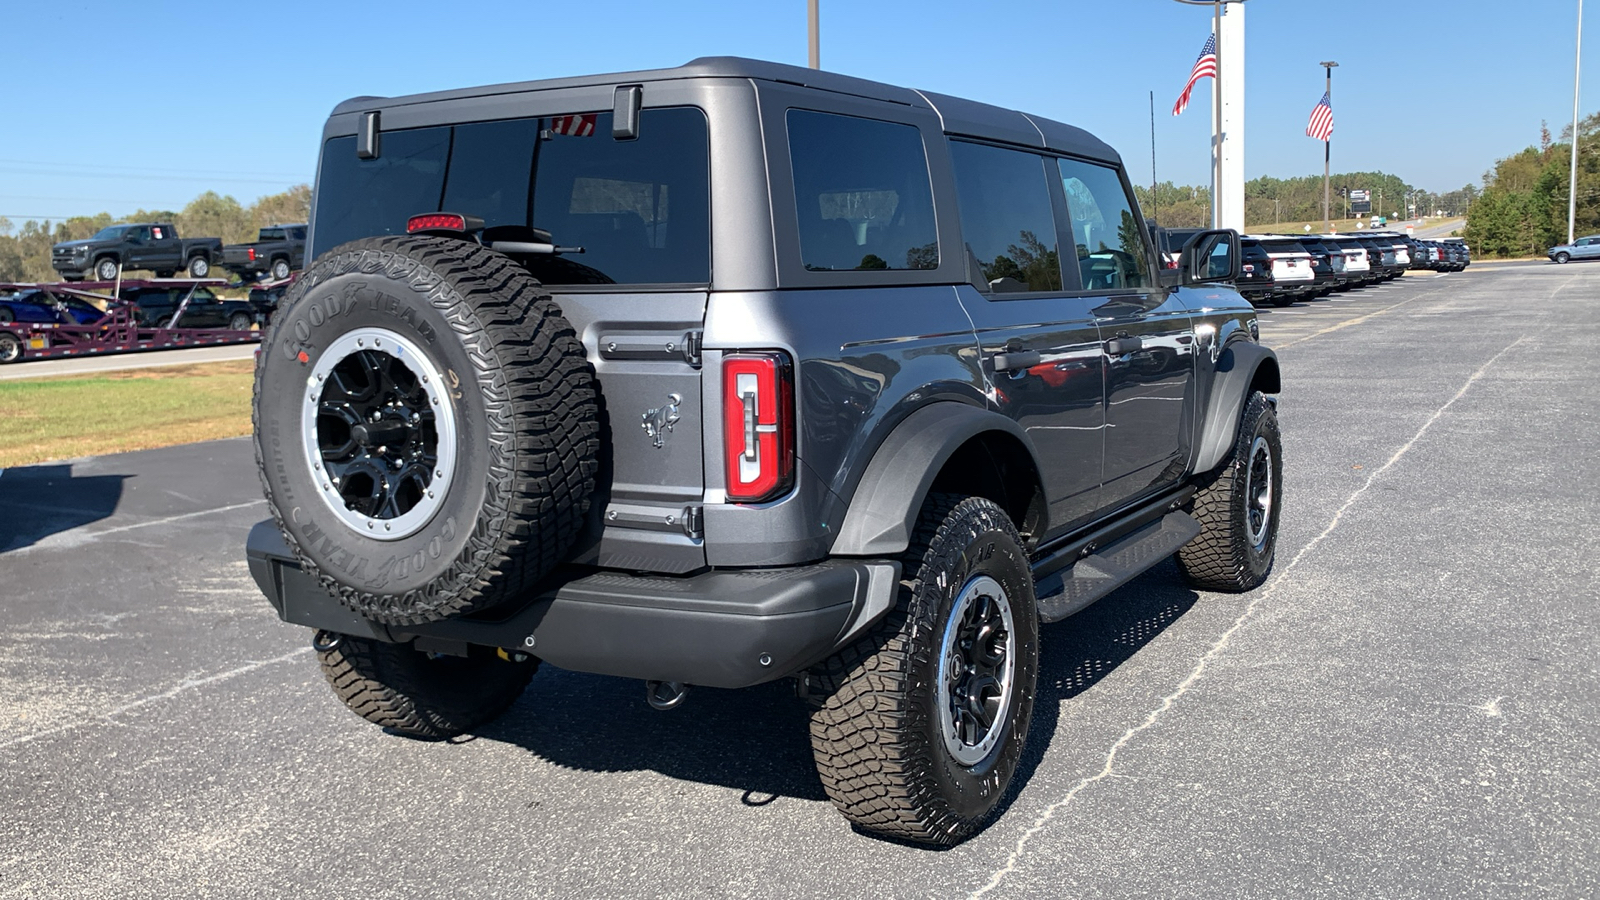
[645,680,690,711]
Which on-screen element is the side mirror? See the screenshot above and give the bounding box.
[1178,229,1241,286]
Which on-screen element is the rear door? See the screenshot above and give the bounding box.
[1058,157,1195,512]
[948,140,1106,532]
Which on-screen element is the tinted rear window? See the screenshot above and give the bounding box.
[312,107,710,285]
[786,109,939,272]
[949,141,1061,292]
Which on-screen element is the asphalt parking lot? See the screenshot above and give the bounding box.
[2,261,1596,898]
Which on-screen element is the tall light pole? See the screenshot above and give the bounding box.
[1175,0,1247,230]
[808,0,820,70]
[1570,0,1583,243]
[1321,61,1338,233]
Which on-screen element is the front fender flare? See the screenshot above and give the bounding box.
[1194,340,1280,474]
[830,402,1041,557]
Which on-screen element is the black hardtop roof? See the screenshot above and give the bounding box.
[330,55,1119,164]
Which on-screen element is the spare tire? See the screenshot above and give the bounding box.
[253,235,599,625]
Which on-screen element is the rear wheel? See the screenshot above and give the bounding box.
[187,255,210,278]
[95,258,119,281]
[807,494,1039,846]
[228,311,253,331]
[0,333,22,364]
[0,308,13,324]
[155,316,173,329]
[316,633,536,739]
[1179,391,1282,592]
[271,258,292,281]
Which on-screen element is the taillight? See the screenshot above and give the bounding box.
[247,248,257,261]
[1243,263,1255,273]
[723,352,795,503]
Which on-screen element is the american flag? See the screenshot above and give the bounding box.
[1172,34,1217,117]
[550,114,597,137]
[1306,91,1334,141]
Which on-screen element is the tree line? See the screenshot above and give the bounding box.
[1137,174,1478,230]
[0,186,310,283]
[1463,113,1600,257]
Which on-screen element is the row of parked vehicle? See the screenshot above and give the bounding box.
[1153,229,1470,307]
[0,279,266,330]
[49,222,307,283]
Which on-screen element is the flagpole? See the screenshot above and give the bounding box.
[1150,90,1159,226]
[1212,0,1222,229]
[1321,61,1338,232]
[1569,0,1583,244]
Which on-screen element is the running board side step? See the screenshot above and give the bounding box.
[1033,511,1201,623]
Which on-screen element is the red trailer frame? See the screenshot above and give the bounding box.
[0,278,262,364]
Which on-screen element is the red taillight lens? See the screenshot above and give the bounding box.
[247,248,256,261]
[723,352,794,503]
[407,213,468,233]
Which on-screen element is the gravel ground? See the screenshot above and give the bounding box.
[1,261,1595,899]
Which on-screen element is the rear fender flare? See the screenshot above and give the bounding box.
[1194,340,1280,474]
[831,402,1042,557]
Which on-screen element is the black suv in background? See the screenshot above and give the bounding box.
[1235,236,1274,303]
[117,283,257,329]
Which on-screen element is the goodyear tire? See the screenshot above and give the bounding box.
[1178,391,1282,592]
[254,235,600,625]
[316,633,536,739]
[807,494,1039,846]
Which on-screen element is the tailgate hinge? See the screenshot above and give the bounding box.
[681,330,702,366]
[681,505,704,540]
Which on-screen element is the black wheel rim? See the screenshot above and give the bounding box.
[936,574,1016,767]
[304,327,456,539]
[1245,435,1274,549]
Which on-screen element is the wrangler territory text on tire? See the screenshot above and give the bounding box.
[254,235,600,625]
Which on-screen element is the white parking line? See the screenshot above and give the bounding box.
[970,335,1530,898]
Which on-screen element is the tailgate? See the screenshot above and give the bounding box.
[555,290,708,574]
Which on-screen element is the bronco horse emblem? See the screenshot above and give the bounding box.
[642,393,682,449]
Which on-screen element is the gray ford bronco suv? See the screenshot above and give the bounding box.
[247,57,1281,846]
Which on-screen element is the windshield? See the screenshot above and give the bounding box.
[90,225,130,241]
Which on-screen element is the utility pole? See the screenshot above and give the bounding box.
[1570,0,1583,243]
[1321,61,1338,233]
[808,0,820,70]
[1150,91,1159,226]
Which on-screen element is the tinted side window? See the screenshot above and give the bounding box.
[1057,159,1153,290]
[314,127,451,255]
[949,141,1062,292]
[787,109,938,272]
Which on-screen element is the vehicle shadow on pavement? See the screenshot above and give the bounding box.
[0,463,129,553]
[475,559,1200,813]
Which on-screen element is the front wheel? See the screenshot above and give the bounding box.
[1179,391,1282,592]
[188,255,210,278]
[0,309,13,324]
[1556,252,1571,264]
[95,258,119,281]
[807,494,1039,846]
[228,312,253,331]
[316,633,536,739]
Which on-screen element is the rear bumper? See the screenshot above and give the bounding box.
[245,520,898,688]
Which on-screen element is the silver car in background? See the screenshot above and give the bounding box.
[1548,235,1600,263]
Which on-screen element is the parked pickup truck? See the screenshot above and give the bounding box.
[52,223,223,281]
[222,224,307,281]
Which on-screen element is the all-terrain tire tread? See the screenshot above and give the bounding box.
[1178,391,1279,591]
[316,637,536,739]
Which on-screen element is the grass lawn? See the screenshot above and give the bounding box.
[0,360,254,467]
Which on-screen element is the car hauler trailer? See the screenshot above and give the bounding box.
[0,279,262,364]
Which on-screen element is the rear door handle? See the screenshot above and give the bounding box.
[993,350,1042,372]
[1106,336,1143,356]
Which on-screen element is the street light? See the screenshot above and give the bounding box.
[1321,61,1338,233]
[1570,0,1583,244]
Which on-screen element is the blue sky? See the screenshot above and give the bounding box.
[0,0,1583,222]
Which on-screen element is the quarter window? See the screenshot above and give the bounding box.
[786,109,939,272]
[1057,158,1154,290]
[950,142,1062,292]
